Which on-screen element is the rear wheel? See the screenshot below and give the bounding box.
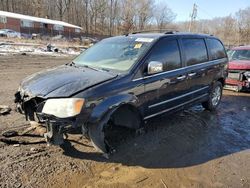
[202,81,222,111]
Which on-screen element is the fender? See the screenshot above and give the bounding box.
[87,93,142,153]
[88,93,140,124]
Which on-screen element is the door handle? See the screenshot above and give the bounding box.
[177,75,186,80]
[188,72,197,77]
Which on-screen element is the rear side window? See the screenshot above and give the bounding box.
[206,39,226,60]
[146,39,181,71]
[182,38,208,66]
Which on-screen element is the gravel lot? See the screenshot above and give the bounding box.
[0,54,249,188]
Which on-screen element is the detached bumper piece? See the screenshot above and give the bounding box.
[44,121,65,145]
[38,114,76,145]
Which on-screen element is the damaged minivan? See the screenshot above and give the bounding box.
[225,45,250,91]
[15,32,228,154]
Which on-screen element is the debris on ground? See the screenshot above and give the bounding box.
[0,105,11,115]
[0,137,46,145]
[0,43,82,56]
[0,121,45,146]
[2,130,18,137]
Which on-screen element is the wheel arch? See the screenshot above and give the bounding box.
[88,94,143,129]
[87,94,143,153]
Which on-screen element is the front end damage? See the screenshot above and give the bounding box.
[14,88,141,155]
[14,89,87,146]
[225,70,250,91]
[39,115,76,145]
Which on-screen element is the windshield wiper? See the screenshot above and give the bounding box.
[66,62,76,66]
[99,67,110,72]
[67,62,110,72]
[82,65,103,72]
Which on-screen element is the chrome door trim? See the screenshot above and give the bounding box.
[144,93,208,120]
[148,86,209,109]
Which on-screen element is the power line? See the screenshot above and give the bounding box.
[196,4,214,20]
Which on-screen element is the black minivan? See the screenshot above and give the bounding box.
[15,31,228,154]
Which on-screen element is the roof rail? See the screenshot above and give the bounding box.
[130,29,179,35]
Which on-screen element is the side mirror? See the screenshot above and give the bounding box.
[148,61,163,75]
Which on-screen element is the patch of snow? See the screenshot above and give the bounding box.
[0,44,81,56]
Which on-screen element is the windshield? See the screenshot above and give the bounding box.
[73,36,155,72]
[229,49,250,61]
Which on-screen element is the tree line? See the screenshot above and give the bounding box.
[0,0,249,46]
[180,7,250,46]
[0,0,176,36]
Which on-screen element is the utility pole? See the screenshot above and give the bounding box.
[189,3,197,32]
[109,0,113,36]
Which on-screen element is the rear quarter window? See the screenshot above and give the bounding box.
[182,38,208,66]
[206,38,226,60]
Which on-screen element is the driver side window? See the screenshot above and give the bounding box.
[146,38,182,72]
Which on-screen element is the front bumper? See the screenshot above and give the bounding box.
[225,70,250,91]
[225,78,250,87]
[225,78,250,91]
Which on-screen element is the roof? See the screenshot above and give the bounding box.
[0,10,82,30]
[129,33,165,38]
[118,32,216,40]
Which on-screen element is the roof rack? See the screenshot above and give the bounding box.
[130,29,179,35]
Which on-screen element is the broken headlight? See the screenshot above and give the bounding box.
[42,98,85,118]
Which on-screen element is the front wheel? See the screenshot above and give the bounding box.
[202,81,223,111]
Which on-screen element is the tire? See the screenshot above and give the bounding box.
[202,81,223,111]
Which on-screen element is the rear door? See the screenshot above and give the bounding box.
[180,37,210,99]
[206,38,228,82]
[142,37,189,119]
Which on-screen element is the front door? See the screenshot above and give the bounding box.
[142,38,189,119]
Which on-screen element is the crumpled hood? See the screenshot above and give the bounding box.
[20,65,117,98]
[229,60,250,70]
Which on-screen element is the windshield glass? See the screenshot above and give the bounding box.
[229,49,250,61]
[73,36,155,72]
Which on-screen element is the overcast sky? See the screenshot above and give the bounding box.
[164,0,250,22]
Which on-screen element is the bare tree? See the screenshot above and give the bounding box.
[236,7,250,45]
[137,0,154,30]
[55,0,71,21]
[120,0,136,33]
[154,1,176,30]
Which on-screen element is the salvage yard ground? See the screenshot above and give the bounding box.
[0,54,250,188]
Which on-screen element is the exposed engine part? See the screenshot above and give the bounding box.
[14,91,45,121]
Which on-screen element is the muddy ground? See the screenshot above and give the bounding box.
[0,55,249,188]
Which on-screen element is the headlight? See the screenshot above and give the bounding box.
[42,98,85,118]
